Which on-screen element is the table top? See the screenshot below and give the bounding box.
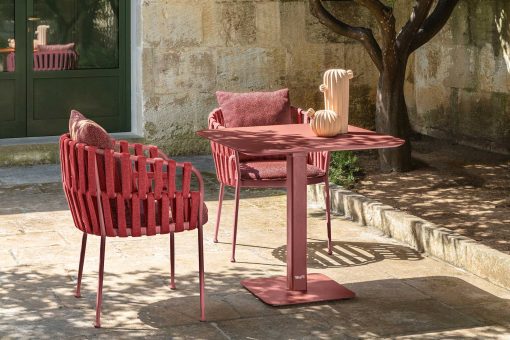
[0,48,14,53]
[196,124,405,155]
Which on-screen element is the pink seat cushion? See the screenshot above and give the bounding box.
[216,89,292,128]
[38,43,75,51]
[69,110,114,149]
[240,160,326,181]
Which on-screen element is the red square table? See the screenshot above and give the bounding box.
[197,124,404,306]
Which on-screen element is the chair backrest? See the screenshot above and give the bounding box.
[6,50,79,71]
[34,49,78,71]
[59,134,202,237]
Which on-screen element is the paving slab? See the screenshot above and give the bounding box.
[1,164,510,338]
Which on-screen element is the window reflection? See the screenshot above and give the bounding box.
[0,0,119,72]
[33,0,119,70]
[0,1,15,72]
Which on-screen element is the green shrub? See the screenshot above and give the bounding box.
[328,151,363,189]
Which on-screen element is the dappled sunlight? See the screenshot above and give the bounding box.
[2,266,510,337]
[2,170,510,337]
[495,8,510,73]
[355,138,510,253]
[272,240,423,269]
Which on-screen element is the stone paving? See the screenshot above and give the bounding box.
[1,165,510,339]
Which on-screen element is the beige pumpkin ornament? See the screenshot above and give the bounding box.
[306,108,342,137]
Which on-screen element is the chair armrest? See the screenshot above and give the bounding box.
[208,108,238,186]
[308,151,330,172]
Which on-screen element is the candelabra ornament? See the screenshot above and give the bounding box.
[34,25,50,48]
[320,69,354,134]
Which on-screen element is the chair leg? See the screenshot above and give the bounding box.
[231,182,241,263]
[94,236,106,328]
[324,179,333,255]
[75,232,87,298]
[214,183,225,243]
[170,232,176,290]
[198,225,206,321]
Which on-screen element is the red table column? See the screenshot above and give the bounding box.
[286,153,308,291]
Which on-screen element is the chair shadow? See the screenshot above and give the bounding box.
[272,240,423,268]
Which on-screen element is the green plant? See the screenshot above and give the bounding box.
[328,151,363,189]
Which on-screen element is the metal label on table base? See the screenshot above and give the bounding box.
[241,273,356,306]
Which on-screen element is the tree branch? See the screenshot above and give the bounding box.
[356,0,396,66]
[309,0,383,72]
[409,0,460,53]
[397,0,434,54]
[355,0,392,22]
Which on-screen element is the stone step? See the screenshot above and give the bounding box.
[0,155,215,187]
[0,133,143,167]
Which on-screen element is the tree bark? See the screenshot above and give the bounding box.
[375,61,412,172]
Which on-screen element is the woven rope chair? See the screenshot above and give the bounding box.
[7,49,78,72]
[208,106,333,262]
[59,134,207,327]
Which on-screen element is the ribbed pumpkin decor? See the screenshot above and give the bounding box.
[307,108,342,137]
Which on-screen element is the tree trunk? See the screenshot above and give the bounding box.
[375,63,413,172]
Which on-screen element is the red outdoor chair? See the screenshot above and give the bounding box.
[59,134,207,327]
[7,49,78,72]
[208,106,333,262]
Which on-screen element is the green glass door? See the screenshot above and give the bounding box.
[0,0,130,139]
[0,0,26,138]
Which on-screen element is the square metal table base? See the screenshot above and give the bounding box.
[241,273,356,306]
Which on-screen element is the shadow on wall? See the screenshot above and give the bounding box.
[495,8,510,73]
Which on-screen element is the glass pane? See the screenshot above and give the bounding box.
[0,0,15,72]
[32,0,119,70]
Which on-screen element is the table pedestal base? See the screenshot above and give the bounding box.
[241,273,355,306]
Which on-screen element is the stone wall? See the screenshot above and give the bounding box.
[406,0,510,154]
[140,0,510,155]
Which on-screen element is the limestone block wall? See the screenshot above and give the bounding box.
[405,0,510,154]
[140,0,510,155]
[140,0,378,155]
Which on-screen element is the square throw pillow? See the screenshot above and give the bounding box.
[216,89,292,128]
[69,110,114,149]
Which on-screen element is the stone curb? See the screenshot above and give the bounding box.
[308,183,510,291]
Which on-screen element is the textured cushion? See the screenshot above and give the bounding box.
[38,43,75,51]
[110,202,208,232]
[69,110,114,149]
[216,89,291,128]
[240,160,326,181]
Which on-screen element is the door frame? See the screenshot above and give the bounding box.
[0,0,27,138]
[26,0,131,137]
[0,0,131,139]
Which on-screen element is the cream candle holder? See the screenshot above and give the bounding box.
[319,69,354,134]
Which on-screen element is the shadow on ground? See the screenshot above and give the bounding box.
[272,240,423,269]
[355,137,510,253]
[2,265,510,338]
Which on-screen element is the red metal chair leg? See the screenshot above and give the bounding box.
[75,233,87,298]
[214,183,225,243]
[198,225,206,321]
[170,232,176,290]
[94,236,106,328]
[231,182,241,263]
[324,179,333,255]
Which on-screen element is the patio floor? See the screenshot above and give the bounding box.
[1,164,510,339]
